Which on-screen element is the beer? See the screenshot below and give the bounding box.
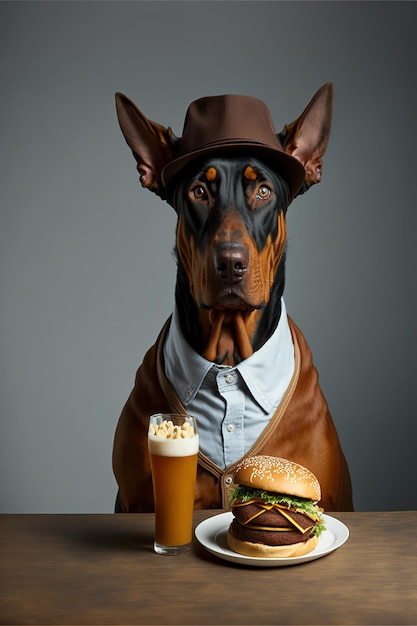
[148,415,199,554]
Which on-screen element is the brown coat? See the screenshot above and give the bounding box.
[112,316,353,513]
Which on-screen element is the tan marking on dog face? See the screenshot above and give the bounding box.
[244,165,258,181]
[257,211,287,295]
[205,167,217,182]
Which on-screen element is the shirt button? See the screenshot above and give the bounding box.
[227,424,235,432]
[225,476,233,485]
[225,374,234,384]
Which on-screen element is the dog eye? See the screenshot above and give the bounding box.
[256,185,271,200]
[189,184,208,201]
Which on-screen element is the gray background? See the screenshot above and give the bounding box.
[1,1,416,513]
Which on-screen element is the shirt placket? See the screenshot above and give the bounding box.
[216,370,244,467]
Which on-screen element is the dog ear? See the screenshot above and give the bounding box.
[278,82,333,193]
[115,93,177,197]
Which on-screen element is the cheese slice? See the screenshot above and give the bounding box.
[235,499,316,534]
[234,499,321,524]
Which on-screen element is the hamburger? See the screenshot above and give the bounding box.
[227,455,326,558]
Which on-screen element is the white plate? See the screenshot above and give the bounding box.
[195,511,349,567]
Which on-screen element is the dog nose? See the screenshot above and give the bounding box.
[214,243,249,283]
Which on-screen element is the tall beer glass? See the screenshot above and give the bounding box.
[148,413,199,555]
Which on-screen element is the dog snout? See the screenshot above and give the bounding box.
[214,242,249,283]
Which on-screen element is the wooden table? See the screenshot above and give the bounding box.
[1,510,416,625]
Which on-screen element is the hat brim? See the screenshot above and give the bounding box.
[161,141,306,201]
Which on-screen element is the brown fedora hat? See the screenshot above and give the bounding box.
[161,94,305,199]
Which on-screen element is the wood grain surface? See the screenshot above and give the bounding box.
[1,511,416,625]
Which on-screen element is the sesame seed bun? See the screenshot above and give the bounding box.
[227,529,318,559]
[233,455,321,502]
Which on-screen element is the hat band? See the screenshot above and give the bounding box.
[178,137,283,157]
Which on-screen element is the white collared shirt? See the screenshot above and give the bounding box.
[163,299,295,469]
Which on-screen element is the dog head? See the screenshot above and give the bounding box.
[115,84,333,365]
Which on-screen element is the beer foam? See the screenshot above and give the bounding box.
[148,434,199,457]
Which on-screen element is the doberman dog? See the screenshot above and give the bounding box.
[112,82,353,513]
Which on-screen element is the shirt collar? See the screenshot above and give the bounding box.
[163,307,213,406]
[163,299,294,412]
[236,299,294,412]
